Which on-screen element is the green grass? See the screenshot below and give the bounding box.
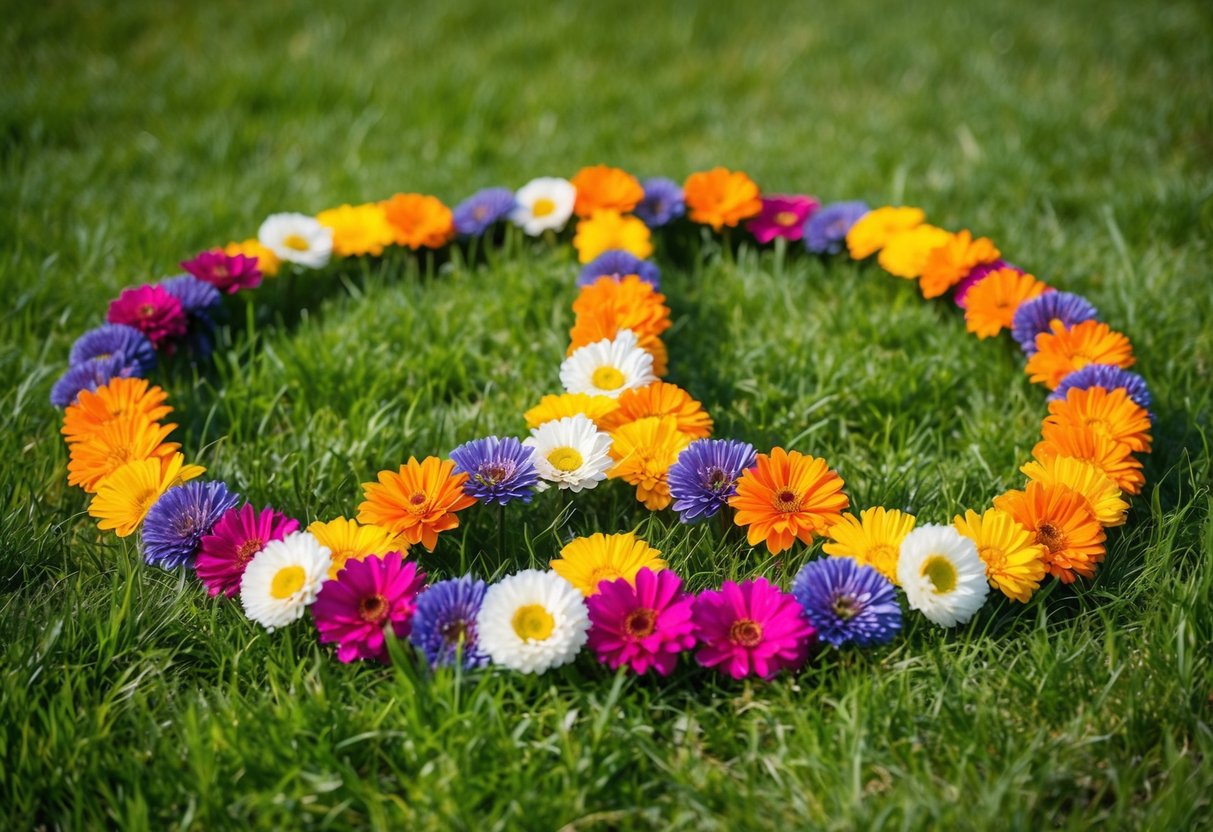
[2,0,1212,828]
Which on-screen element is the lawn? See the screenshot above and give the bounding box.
[2,0,1212,829]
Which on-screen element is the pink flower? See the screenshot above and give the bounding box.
[196,504,299,597]
[312,552,426,663]
[692,577,816,680]
[586,568,697,675]
[745,195,821,244]
[106,285,188,348]
[181,250,262,295]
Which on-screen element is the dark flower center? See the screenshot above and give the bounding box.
[359,594,389,623]
[704,466,729,491]
[476,461,513,487]
[1036,522,1064,553]
[473,206,488,221]
[409,491,427,506]
[831,593,859,621]
[440,617,470,646]
[623,607,657,639]
[729,617,763,647]
[773,488,801,512]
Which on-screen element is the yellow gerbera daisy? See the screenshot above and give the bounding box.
[315,203,397,258]
[877,224,953,279]
[845,206,925,260]
[822,507,916,584]
[607,415,693,510]
[307,516,409,579]
[67,416,179,493]
[572,210,654,264]
[1020,455,1129,527]
[550,532,667,595]
[87,453,205,538]
[523,392,619,430]
[953,508,1048,603]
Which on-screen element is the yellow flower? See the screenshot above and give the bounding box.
[523,393,619,430]
[307,516,410,579]
[877,224,952,279]
[87,453,205,538]
[822,507,916,584]
[845,206,925,260]
[572,210,653,264]
[550,532,667,595]
[953,508,1048,603]
[315,203,397,257]
[1020,455,1129,527]
[224,238,281,277]
[607,415,692,510]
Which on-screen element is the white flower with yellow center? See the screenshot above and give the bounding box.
[559,329,656,399]
[511,177,576,235]
[477,569,589,674]
[897,524,990,627]
[522,413,613,492]
[240,531,332,631]
[258,213,334,269]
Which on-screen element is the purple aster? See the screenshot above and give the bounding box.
[667,438,758,523]
[49,355,137,408]
[158,274,222,359]
[791,557,902,648]
[1011,292,1100,353]
[409,575,490,668]
[803,200,869,255]
[576,249,662,289]
[449,436,539,505]
[452,187,516,236]
[141,480,240,569]
[1051,364,1154,420]
[69,324,156,375]
[953,260,1021,308]
[634,177,685,228]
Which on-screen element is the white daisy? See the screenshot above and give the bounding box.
[477,569,589,674]
[522,413,613,492]
[559,329,656,399]
[258,212,334,269]
[240,531,332,631]
[897,524,990,627]
[510,177,576,236]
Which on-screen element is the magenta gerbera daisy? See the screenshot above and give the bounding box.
[181,249,263,295]
[586,568,697,676]
[106,285,188,348]
[692,577,816,680]
[311,552,426,663]
[195,504,300,597]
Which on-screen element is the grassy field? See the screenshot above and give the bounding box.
[3,0,1212,829]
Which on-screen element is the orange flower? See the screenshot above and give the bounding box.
[963,269,1050,338]
[357,456,476,551]
[61,378,172,446]
[523,393,619,430]
[572,211,653,263]
[683,168,762,231]
[845,206,925,260]
[571,276,670,341]
[607,416,693,510]
[597,381,713,439]
[876,224,952,279]
[1044,386,1152,453]
[224,239,280,277]
[918,230,1001,298]
[571,165,644,217]
[994,482,1106,583]
[1020,455,1129,527]
[1025,320,1135,389]
[1032,422,1145,495]
[67,416,180,492]
[729,447,849,555]
[380,193,455,250]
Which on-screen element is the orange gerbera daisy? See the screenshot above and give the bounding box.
[573,211,653,263]
[88,453,206,538]
[1044,386,1152,453]
[1020,455,1129,527]
[61,378,172,445]
[380,193,455,250]
[845,206,925,260]
[572,276,670,340]
[224,238,281,277]
[67,416,180,492]
[953,507,1047,602]
[729,447,849,555]
[608,416,693,511]
[876,224,952,279]
[356,456,476,551]
[963,269,1050,338]
[523,393,619,430]
[1025,320,1136,389]
[316,203,397,257]
[597,381,713,439]
[918,230,1001,299]
[994,482,1106,584]
[570,165,644,217]
[683,167,763,231]
[1032,422,1145,495]
[822,507,916,584]
[307,516,409,579]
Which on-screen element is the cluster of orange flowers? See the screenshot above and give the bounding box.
[317,194,455,258]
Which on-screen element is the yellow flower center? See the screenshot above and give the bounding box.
[532,197,556,218]
[283,233,310,251]
[547,447,584,472]
[587,566,623,588]
[270,565,306,599]
[921,555,958,594]
[591,365,626,390]
[511,604,555,641]
[978,544,1006,572]
[865,543,898,569]
[772,488,801,513]
[407,491,429,513]
[133,488,159,518]
[775,210,799,227]
[729,618,764,647]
